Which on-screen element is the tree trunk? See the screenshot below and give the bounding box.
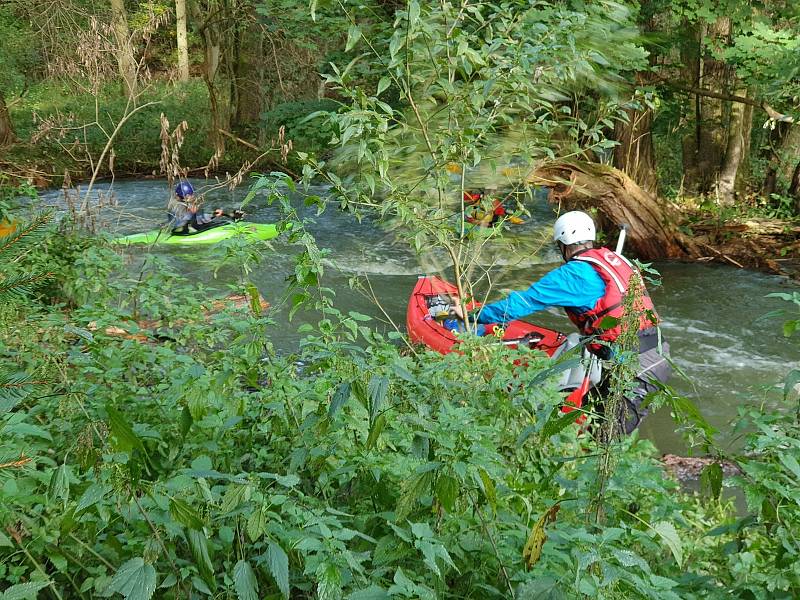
[613,90,657,195]
[788,161,800,214]
[232,21,265,128]
[193,1,227,155]
[681,18,731,196]
[109,0,137,98]
[0,90,17,147]
[528,162,698,260]
[175,0,190,81]
[718,87,753,204]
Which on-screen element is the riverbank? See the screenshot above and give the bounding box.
[677,212,800,280]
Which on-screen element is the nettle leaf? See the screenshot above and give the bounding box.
[1,581,52,600]
[523,504,560,570]
[316,562,342,600]
[368,375,388,424]
[247,505,268,542]
[233,560,258,600]
[329,382,351,418]
[187,529,215,590]
[220,483,251,514]
[477,468,496,513]
[48,464,70,508]
[366,413,386,450]
[266,541,290,599]
[652,521,683,568]
[434,474,458,512]
[107,557,157,600]
[170,498,204,530]
[76,483,110,513]
[106,405,145,455]
[700,462,723,501]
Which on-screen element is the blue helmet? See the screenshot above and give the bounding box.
[175,181,194,199]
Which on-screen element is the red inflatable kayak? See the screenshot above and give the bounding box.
[406,275,588,416]
[406,275,567,356]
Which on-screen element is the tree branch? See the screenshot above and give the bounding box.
[671,84,794,123]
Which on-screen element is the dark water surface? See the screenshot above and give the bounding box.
[39,179,798,453]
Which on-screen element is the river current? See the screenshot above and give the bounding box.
[39,179,798,453]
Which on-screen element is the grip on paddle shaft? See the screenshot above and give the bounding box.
[615,223,629,255]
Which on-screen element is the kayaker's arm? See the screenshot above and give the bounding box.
[474,262,605,325]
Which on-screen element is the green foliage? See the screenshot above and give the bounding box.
[261,99,341,155]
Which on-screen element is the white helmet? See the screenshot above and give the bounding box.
[553,211,596,245]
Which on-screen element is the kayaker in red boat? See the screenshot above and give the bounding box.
[464,185,509,227]
[453,210,671,434]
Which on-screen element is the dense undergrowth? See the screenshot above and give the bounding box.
[0,197,799,599]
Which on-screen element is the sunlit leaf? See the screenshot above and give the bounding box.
[107,557,157,600]
[234,560,258,600]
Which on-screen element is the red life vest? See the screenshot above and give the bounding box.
[565,247,658,353]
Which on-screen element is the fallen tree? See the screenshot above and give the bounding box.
[526,161,799,277]
[527,161,698,260]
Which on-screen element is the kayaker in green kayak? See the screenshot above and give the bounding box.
[168,181,234,234]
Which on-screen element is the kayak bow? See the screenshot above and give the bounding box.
[406,275,566,356]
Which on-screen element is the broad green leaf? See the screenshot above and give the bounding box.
[779,453,800,481]
[0,529,13,548]
[187,529,215,590]
[220,483,251,514]
[107,557,157,600]
[368,375,388,424]
[233,560,258,600]
[170,498,204,530]
[541,408,580,440]
[316,562,342,600]
[106,405,145,454]
[2,581,52,600]
[76,483,110,513]
[477,468,496,513]
[266,541,290,599]
[48,464,70,508]
[329,382,351,418]
[395,471,433,521]
[246,505,267,542]
[699,462,723,501]
[434,474,458,512]
[377,77,390,96]
[366,413,386,450]
[345,24,361,52]
[652,521,683,568]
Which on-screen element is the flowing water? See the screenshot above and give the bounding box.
[39,179,798,453]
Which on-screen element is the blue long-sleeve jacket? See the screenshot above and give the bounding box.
[476,261,606,324]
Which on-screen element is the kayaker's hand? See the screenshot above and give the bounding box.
[451,302,465,320]
[213,208,224,217]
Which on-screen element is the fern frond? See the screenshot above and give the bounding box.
[0,272,52,301]
[0,371,34,411]
[0,212,54,261]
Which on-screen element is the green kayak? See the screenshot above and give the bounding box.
[112,222,284,246]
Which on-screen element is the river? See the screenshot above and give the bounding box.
[39,179,798,454]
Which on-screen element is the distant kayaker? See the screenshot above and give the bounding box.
[453,210,671,434]
[167,181,225,234]
[464,185,523,227]
[464,185,506,227]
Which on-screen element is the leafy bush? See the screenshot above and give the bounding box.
[261,99,341,155]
